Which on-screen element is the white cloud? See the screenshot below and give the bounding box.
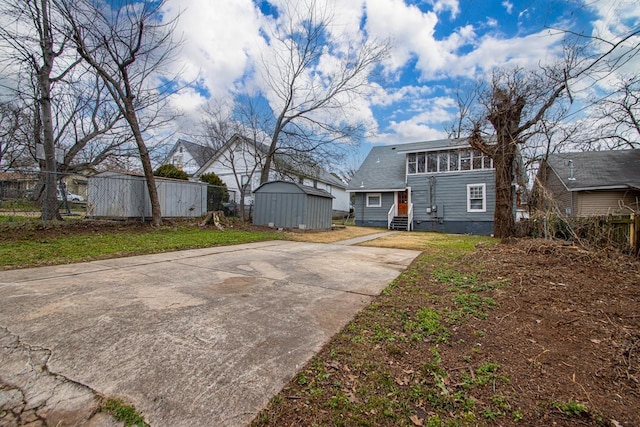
[449,29,565,78]
[429,0,460,18]
[502,1,513,14]
[162,0,265,100]
[371,96,455,144]
[369,84,436,107]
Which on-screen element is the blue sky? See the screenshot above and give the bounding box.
[160,0,639,162]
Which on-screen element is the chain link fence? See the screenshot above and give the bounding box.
[0,169,236,225]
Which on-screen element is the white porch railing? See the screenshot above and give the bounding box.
[387,204,395,229]
[407,203,414,231]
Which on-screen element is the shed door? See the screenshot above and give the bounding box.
[398,190,408,216]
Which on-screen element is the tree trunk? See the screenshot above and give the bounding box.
[38,0,61,222]
[491,135,517,238]
[123,99,162,226]
[260,137,276,184]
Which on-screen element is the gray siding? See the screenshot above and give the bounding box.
[408,170,495,222]
[353,192,395,227]
[352,171,495,234]
[253,181,333,230]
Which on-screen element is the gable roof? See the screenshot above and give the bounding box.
[193,134,346,189]
[347,138,474,192]
[546,150,640,191]
[164,139,217,171]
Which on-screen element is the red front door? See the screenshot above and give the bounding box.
[398,190,408,216]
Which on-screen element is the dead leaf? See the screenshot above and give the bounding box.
[410,414,424,426]
[590,338,601,344]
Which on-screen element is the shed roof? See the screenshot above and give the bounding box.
[254,181,334,198]
[546,150,640,191]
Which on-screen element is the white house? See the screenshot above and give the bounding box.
[164,139,217,176]
[161,135,350,216]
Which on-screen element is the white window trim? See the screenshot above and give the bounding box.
[467,183,486,213]
[366,192,382,208]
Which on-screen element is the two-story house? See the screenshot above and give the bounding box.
[347,138,497,235]
[164,139,217,177]
[162,135,350,216]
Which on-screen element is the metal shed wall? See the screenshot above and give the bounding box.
[253,181,333,230]
[155,179,208,218]
[87,172,208,219]
[87,172,149,218]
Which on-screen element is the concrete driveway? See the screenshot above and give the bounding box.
[0,239,420,426]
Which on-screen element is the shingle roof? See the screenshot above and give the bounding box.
[347,138,473,191]
[546,150,640,191]
[178,139,217,169]
[254,180,334,198]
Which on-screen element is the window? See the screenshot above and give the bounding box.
[467,184,486,212]
[407,153,416,173]
[460,150,471,170]
[417,153,426,173]
[449,151,459,171]
[472,150,483,170]
[423,153,434,172]
[407,153,426,173]
[406,149,494,174]
[366,193,382,207]
[438,152,449,172]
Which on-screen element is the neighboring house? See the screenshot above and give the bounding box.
[347,138,498,235]
[60,168,97,200]
[162,135,350,215]
[536,150,640,217]
[0,171,38,199]
[164,139,217,176]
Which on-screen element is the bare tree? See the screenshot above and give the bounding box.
[445,82,477,139]
[59,0,181,226]
[200,99,269,220]
[469,66,571,239]
[590,74,640,149]
[0,101,30,170]
[0,0,83,220]
[256,0,389,184]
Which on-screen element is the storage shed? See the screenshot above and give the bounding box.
[87,171,208,219]
[253,181,334,230]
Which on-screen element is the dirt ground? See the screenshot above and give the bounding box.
[465,240,640,425]
[253,238,640,426]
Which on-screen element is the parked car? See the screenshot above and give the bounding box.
[57,190,84,202]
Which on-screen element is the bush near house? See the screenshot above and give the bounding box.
[200,172,230,212]
[153,164,189,180]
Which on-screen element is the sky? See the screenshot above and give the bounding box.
[157,0,639,160]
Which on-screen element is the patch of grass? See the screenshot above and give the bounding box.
[552,400,590,416]
[102,398,146,427]
[434,269,508,292]
[461,362,509,389]
[448,293,497,322]
[0,225,281,270]
[404,307,450,342]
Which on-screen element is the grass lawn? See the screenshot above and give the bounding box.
[0,221,283,270]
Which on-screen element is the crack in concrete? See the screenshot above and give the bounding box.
[0,325,106,426]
